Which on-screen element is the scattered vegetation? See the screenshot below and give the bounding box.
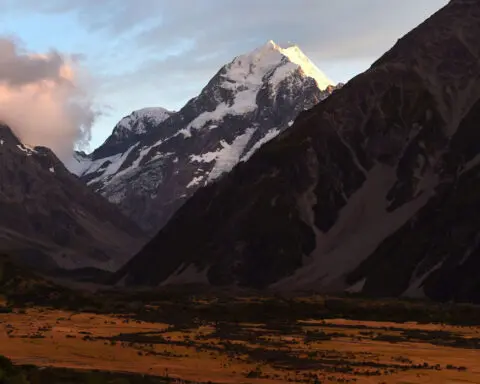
[2,255,480,382]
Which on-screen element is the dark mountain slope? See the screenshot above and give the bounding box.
[0,125,145,272]
[113,0,480,302]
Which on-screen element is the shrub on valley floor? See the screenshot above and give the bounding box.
[0,355,29,384]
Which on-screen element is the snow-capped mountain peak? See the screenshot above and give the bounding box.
[225,40,333,91]
[71,41,339,233]
[113,107,173,139]
[177,41,335,139]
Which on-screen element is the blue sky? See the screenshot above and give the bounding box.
[0,0,449,151]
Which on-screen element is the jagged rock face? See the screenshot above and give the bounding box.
[69,41,338,232]
[113,1,480,303]
[0,125,145,272]
[92,107,174,161]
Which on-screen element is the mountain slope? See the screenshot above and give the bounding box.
[113,0,480,302]
[70,41,338,232]
[0,125,145,272]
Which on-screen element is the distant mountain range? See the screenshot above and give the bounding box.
[0,124,145,272]
[68,41,339,232]
[112,0,480,303]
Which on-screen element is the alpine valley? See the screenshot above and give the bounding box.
[5,2,480,384]
[68,41,339,232]
[113,0,480,303]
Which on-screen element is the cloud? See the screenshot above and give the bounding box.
[0,37,97,161]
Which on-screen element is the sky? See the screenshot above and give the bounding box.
[0,0,449,153]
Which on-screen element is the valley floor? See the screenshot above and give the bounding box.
[1,301,480,383]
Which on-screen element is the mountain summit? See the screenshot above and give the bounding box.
[70,41,338,232]
[240,40,333,90]
[225,39,333,91]
[111,107,173,142]
[69,107,174,175]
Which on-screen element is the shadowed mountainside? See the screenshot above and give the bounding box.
[112,1,480,303]
[0,125,145,272]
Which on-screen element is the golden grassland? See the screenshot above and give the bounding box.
[1,307,480,383]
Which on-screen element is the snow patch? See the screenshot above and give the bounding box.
[462,153,480,174]
[161,263,209,286]
[65,152,92,176]
[345,278,366,294]
[147,151,174,165]
[180,92,258,138]
[241,127,280,162]
[208,128,256,180]
[187,176,205,188]
[115,274,128,287]
[85,144,138,185]
[182,102,230,137]
[17,144,36,156]
[403,260,445,299]
[273,164,439,291]
[190,151,218,164]
[189,128,256,182]
[105,145,151,182]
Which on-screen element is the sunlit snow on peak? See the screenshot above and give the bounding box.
[278,45,333,90]
[225,40,333,91]
[177,40,333,138]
